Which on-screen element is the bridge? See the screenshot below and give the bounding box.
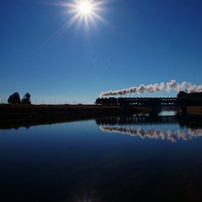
[96,97,179,107]
[118,97,178,107]
[96,96,202,107]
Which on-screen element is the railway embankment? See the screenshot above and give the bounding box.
[0,104,147,129]
[186,106,202,115]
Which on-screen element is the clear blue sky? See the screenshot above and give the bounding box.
[1,0,202,104]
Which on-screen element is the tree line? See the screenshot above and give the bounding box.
[7,92,31,104]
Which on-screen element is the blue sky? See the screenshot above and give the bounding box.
[1,0,202,104]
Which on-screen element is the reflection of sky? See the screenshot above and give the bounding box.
[100,124,202,142]
[1,120,202,201]
[158,110,176,116]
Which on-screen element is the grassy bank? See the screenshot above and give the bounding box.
[0,104,148,129]
[186,106,202,115]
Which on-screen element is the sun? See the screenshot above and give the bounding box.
[62,0,109,32]
[79,2,92,15]
[38,0,112,35]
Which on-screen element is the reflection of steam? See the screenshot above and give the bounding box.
[100,126,202,142]
[100,80,202,97]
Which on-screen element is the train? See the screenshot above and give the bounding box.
[95,91,202,106]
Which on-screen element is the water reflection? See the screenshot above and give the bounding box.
[96,114,202,142]
[100,126,202,142]
[1,113,202,201]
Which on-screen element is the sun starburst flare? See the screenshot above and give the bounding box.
[79,1,92,14]
[61,0,110,32]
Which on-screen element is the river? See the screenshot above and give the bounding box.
[0,112,202,202]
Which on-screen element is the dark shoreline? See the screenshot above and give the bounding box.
[1,104,202,130]
[0,104,148,129]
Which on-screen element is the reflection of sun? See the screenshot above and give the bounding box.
[64,0,109,32]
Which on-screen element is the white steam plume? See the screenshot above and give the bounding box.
[100,80,202,97]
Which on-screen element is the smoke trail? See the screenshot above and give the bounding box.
[100,80,202,97]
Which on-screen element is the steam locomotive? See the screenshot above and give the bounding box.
[95,91,202,106]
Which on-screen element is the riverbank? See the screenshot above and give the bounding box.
[186,106,202,115]
[0,104,148,129]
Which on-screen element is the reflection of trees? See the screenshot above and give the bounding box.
[100,126,202,142]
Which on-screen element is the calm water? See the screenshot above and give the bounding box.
[1,113,202,202]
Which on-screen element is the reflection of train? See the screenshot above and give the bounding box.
[95,92,202,106]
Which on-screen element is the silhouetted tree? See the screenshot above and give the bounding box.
[21,93,31,104]
[7,92,21,104]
